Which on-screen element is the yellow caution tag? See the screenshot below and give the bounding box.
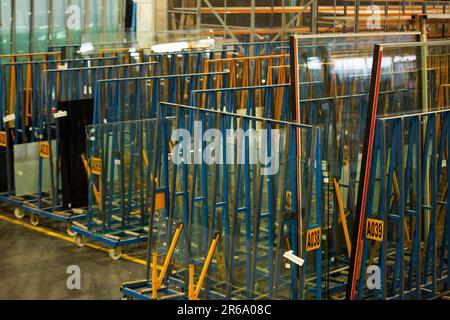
[39,142,50,159]
[306,227,322,252]
[0,131,7,147]
[366,218,384,242]
[92,157,102,176]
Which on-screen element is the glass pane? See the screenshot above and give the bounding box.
[292,32,422,299]
[86,101,321,300]
[354,41,450,300]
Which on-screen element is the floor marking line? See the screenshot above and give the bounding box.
[0,214,147,266]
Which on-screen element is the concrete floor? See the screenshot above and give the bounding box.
[0,210,146,300]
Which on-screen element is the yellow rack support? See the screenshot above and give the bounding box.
[188,232,220,300]
[152,223,184,300]
[333,178,352,258]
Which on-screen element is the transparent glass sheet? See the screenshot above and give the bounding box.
[163,103,322,300]
[0,53,156,145]
[86,102,322,300]
[94,70,228,123]
[43,60,155,104]
[144,49,230,77]
[86,118,159,233]
[354,41,450,300]
[293,33,422,299]
[203,51,290,101]
[376,42,450,116]
[192,83,291,122]
[14,140,57,196]
[0,61,159,207]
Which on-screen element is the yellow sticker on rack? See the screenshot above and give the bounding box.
[39,142,50,159]
[306,227,322,252]
[366,218,384,242]
[286,191,293,210]
[155,192,166,211]
[0,131,7,147]
[92,157,102,176]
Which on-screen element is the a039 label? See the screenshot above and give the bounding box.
[366,218,384,242]
[306,227,322,252]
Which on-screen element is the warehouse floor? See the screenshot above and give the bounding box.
[0,208,145,300]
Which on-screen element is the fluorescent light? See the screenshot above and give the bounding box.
[151,38,216,53]
[79,42,94,54]
[151,42,190,53]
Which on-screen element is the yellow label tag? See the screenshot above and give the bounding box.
[306,227,322,252]
[286,191,293,210]
[0,131,7,147]
[155,192,166,211]
[39,142,50,159]
[92,157,102,176]
[366,218,384,242]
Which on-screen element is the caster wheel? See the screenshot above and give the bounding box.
[109,247,122,261]
[14,208,25,219]
[30,214,40,226]
[66,224,77,237]
[75,234,86,247]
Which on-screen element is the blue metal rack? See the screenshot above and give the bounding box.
[347,40,450,300]
[144,49,238,76]
[121,102,322,300]
[0,56,120,200]
[70,70,231,259]
[191,83,291,120]
[0,61,156,232]
[357,110,450,300]
[290,32,424,299]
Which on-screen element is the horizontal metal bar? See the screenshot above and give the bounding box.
[44,62,157,73]
[97,71,230,84]
[379,108,450,121]
[160,102,315,129]
[293,31,421,40]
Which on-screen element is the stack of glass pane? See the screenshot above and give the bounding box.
[293,32,421,298]
[354,40,450,300]
[94,102,321,300]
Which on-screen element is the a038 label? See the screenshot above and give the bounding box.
[306,227,321,252]
[366,218,384,242]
